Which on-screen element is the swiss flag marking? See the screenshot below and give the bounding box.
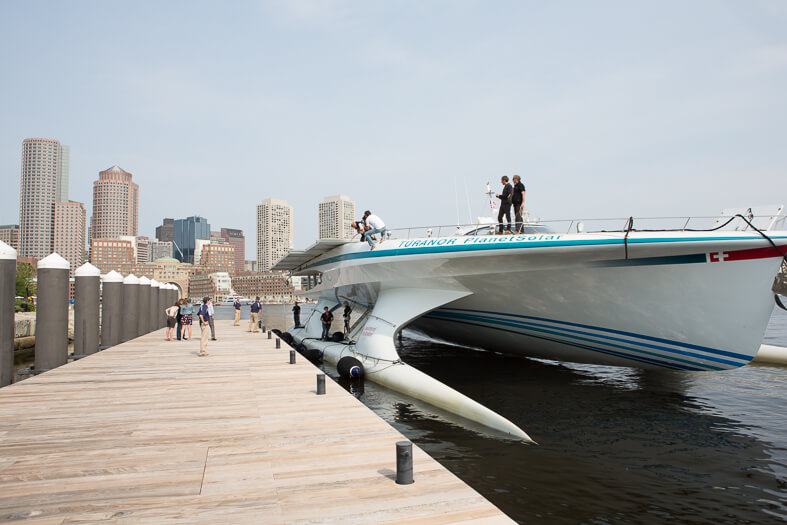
[709,251,729,262]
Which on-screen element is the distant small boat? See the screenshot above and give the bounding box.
[220,293,251,306]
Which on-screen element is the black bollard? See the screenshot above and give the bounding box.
[157,283,166,328]
[316,373,326,395]
[289,350,295,364]
[122,274,139,342]
[276,338,281,349]
[137,276,151,336]
[148,280,159,333]
[395,441,414,485]
[268,330,272,339]
[100,271,123,349]
[74,262,100,356]
[35,253,71,372]
[0,240,17,387]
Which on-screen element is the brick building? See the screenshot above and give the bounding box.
[231,272,294,303]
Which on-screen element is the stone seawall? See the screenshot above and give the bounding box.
[14,311,74,340]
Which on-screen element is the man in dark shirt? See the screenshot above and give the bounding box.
[233,298,242,326]
[249,296,261,333]
[320,306,334,340]
[512,174,526,233]
[495,175,513,234]
[292,301,301,328]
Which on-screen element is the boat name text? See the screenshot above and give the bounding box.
[396,235,562,249]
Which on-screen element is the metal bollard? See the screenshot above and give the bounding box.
[74,263,100,356]
[0,240,17,387]
[316,373,326,395]
[137,276,151,336]
[268,330,272,339]
[35,253,71,372]
[122,274,139,342]
[100,271,123,349]
[396,441,414,485]
[276,338,281,349]
[289,350,295,364]
[262,324,266,332]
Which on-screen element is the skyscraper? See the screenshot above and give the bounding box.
[318,194,356,239]
[54,201,86,275]
[256,198,293,271]
[18,138,70,258]
[89,165,139,240]
[155,218,174,242]
[173,216,210,264]
[220,227,245,274]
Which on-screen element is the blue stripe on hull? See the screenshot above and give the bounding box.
[421,309,750,370]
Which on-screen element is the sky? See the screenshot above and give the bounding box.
[1,0,786,254]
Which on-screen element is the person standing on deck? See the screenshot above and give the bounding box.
[293,301,301,328]
[165,302,179,341]
[320,306,334,340]
[197,297,210,357]
[233,298,242,326]
[343,301,352,336]
[175,299,183,340]
[495,176,513,234]
[207,298,216,340]
[249,296,261,332]
[363,211,387,250]
[180,300,194,341]
[512,175,526,234]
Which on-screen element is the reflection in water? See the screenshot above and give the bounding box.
[324,308,787,524]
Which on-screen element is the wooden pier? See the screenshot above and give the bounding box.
[0,320,513,524]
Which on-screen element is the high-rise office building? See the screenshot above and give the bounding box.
[18,138,70,258]
[0,225,19,250]
[318,194,356,239]
[173,216,210,264]
[89,238,136,275]
[220,228,245,274]
[89,165,139,240]
[54,201,86,275]
[119,235,152,264]
[256,198,293,272]
[155,218,174,242]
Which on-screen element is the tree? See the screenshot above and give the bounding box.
[15,262,36,298]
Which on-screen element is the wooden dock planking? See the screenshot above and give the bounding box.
[0,320,514,524]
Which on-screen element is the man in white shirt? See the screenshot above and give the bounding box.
[207,298,216,340]
[363,210,386,250]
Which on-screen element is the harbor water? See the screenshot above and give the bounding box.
[235,303,787,524]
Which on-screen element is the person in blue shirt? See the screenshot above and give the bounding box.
[198,297,210,357]
[233,298,242,326]
[249,296,261,333]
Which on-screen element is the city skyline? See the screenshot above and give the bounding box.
[1,2,786,253]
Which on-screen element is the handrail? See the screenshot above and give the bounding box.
[355,213,787,240]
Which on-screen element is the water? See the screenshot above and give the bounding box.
[317,305,787,524]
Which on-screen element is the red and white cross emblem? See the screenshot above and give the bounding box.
[708,251,730,262]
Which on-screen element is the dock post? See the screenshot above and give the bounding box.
[0,240,17,387]
[289,350,295,364]
[74,263,100,356]
[35,253,71,372]
[268,330,272,339]
[137,276,151,336]
[148,280,159,333]
[122,274,139,342]
[100,271,123,349]
[276,338,281,349]
[157,282,166,328]
[395,441,414,485]
[316,373,326,395]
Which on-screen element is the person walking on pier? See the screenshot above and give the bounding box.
[512,174,526,234]
[496,176,513,234]
[363,210,386,250]
[249,296,261,332]
[180,300,194,341]
[198,297,210,357]
[207,297,216,340]
[233,298,242,326]
[343,301,352,336]
[165,302,179,341]
[293,301,301,328]
[320,306,334,340]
